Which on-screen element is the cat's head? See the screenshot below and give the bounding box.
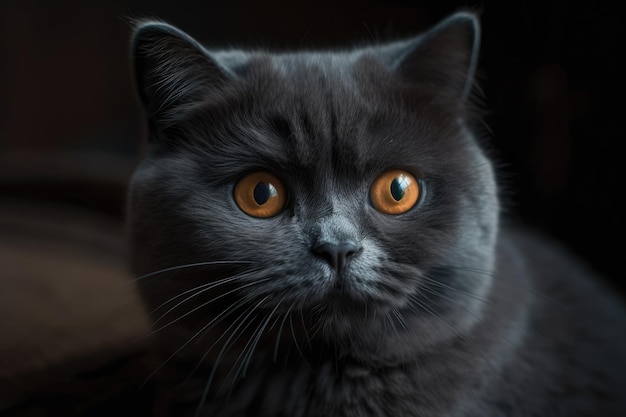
[128,12,499,363]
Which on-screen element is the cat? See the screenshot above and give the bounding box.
[127,11,626,417]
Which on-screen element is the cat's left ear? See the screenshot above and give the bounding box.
[385,12,480,100]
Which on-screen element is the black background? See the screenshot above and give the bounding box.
[1,0,623,294]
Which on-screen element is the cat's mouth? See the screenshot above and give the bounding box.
[306,269,403,312]
[323,282,365,306]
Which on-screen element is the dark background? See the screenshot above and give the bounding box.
[1,0,624,293]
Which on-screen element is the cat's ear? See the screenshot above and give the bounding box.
[131,21,231,125]
[386,12,480,100]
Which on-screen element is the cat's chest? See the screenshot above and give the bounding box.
[189,358,470,417]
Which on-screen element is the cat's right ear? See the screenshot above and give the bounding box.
[130,21,231,127]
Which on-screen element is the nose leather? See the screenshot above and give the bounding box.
[312,241,361,273]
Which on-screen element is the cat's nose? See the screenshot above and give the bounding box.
[312,240,361,274]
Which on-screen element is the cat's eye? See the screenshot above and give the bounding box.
[234,172,287,218]
[370,170,420,214]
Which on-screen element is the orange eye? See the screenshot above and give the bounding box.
[370,170,420,214]
[234,172,287,218]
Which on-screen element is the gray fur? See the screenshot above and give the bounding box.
[128,12,626,417]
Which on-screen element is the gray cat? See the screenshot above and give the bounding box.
[128,12,626,417]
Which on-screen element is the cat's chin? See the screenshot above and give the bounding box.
[293,288,403,341]
[299,282,403,317]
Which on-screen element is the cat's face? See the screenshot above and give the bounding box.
[129,13,499,362]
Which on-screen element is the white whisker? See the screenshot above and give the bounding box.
[137,292,260,392]
[443,265,563,308]
[132,260,253,282]
[179,298,259,388]
[150,277,272,335]
[273,305,293,363]
[241,299,283,379]
[149,273,252,317]
[289,312,313,373]
[195,295,271,417]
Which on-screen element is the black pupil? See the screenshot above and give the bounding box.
[390,177,406,201]
[253,182,271,205]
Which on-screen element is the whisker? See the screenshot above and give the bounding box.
[289,312,313,373]
[403,295,447,343]
[137,292,258,392]
[408,293,471,345]
[150,277,272,335]
[391,307,409,332]
[132,260,253,282]
[385,310,400,339]
[195,295,271,417]
[307,313,324,340]
[421,274,493,306]
[179,298,259,388]
[408,293,503,381]
[299,308,312,348]
[421,273,545,339]
[267,308,285,332]
[443,265,563,308]
[218,310,264,396]
[241,299,283,379]
[221,300,284,399]
[273,305,293,363]
[151,270,262,324]
[418,285,517,348]
[148,272,255,317]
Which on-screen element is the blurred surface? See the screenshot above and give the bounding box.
[0,0,624,415]
[0,199,153,416]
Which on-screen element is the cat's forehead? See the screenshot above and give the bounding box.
[245,57,404,175]
[192,48,465,186]
[261,54,457,170]
[214,47,384,104]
